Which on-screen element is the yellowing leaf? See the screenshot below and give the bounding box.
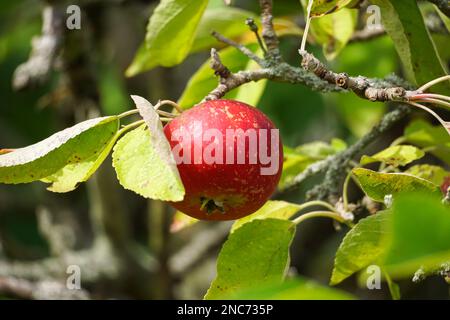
[0,117,118,184]
[310,8,358,60]
[352,168,441,202]
[360,145,425,167]
[112,124,184,202]
[231,200,302,233]
[306,0,355,17]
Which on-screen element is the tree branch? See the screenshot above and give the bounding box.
[170,222,231,278]
[204,0,417,203]
[307,105,411,201]
[12,5,64,90]
[299,51,415,102]
[211,31,264,65]
[282,105,410,197]
[259,0,281,61]
[0,277,90,300]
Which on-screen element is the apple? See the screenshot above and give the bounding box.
[164,99,283,220]
[441,175,450,195]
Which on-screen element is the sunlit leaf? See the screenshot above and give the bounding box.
[331,212,390,285]
[190,7,257,53]
[170,211,199,233]
[310,8,358,60]
[231,200,301,233]
[352,168,441,202]
[205,219,295,300]
[0,117,118,184]
[126,0,209,76]
[228,277,355,300]
[360,145,425,167]
[279,139,346,189]
[370,0,450,93]
[43,129,119,193]
[405,164,449,186]
[303,0,355,18]
[112,124,184,201]
[384,193,450,278]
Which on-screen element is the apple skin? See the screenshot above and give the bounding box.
[163,99,283,221]
[442,175,450,195]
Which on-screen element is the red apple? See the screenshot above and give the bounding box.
[442,175,450,195]
[163,99,283,220]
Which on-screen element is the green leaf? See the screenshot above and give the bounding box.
[370,0,449,93]
[112,123,184,201]
[352,168,441,202]
[384,193,450,278]
[360,145,425,167]
[310,8,358,60]
[231,200,301,233]
[296,138,347,157]
[436,8,450,33]
[170,211,199,232]
[126,0,209,76]
[331,212,389,285]
[190,7,257,53]
[43,130,119,193]
[0,117,118,184]
[279,147,315,189]
[204,219,295,300]
[279,139,346,189]
[305,0,355,18]
[178,44,264,109]
[404,119,450,165]
[228,277,355,300]
[405,164,449,186]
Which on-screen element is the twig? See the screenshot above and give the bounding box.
[209,28,412,101]
[0,277,90,300]
[299,51,414,102]
[211,31,264,65]
[306,105,411,201]
[245,18,267,56]
[259,0,281,61]
[205,48,273,101]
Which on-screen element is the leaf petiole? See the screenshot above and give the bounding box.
[292,210,351,226]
